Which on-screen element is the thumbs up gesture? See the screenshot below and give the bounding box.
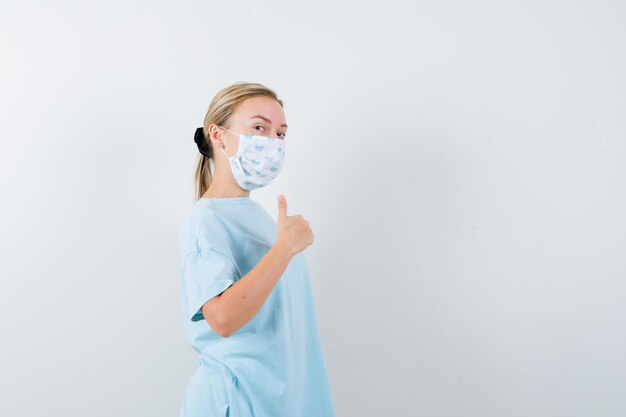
[276,195,314,256]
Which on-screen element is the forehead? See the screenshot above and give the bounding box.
[232,96,287,127]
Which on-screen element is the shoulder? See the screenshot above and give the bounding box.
[178,203,232,258]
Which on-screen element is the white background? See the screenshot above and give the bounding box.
[1,1,625,416]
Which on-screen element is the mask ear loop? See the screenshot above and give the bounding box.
[194,127,212,157]
[216,126,238,158]
[217,126,240,136]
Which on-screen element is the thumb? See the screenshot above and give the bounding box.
[277,194,288,221]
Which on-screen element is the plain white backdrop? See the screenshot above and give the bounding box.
[1,1,625,416]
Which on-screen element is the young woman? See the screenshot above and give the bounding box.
[178,82,336,417]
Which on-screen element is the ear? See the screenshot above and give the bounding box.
[207,124,225,148]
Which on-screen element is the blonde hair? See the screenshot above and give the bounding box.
[193,82,284,201]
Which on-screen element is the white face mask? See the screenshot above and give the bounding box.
[217,126,286,191]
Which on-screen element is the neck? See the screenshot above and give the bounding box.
[203,184,250,199]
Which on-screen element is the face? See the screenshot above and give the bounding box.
[209,96,288,157]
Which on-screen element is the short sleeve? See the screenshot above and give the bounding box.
[181,248,238,323]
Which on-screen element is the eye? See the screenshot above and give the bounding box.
[256,125,286,139]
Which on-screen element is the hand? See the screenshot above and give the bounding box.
[276,194,314,256]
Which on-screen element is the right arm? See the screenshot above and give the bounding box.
[202,239,294,337]
[202,194,313,337]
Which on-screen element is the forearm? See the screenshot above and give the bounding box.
[216,239,294,337]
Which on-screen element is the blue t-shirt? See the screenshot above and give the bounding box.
[178,196,336,417]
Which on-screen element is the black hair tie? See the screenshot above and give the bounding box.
[194,127,212,157]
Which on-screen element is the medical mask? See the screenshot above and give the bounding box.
[217,126,286,191]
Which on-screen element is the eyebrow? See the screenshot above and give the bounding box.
[249,115,288,128]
